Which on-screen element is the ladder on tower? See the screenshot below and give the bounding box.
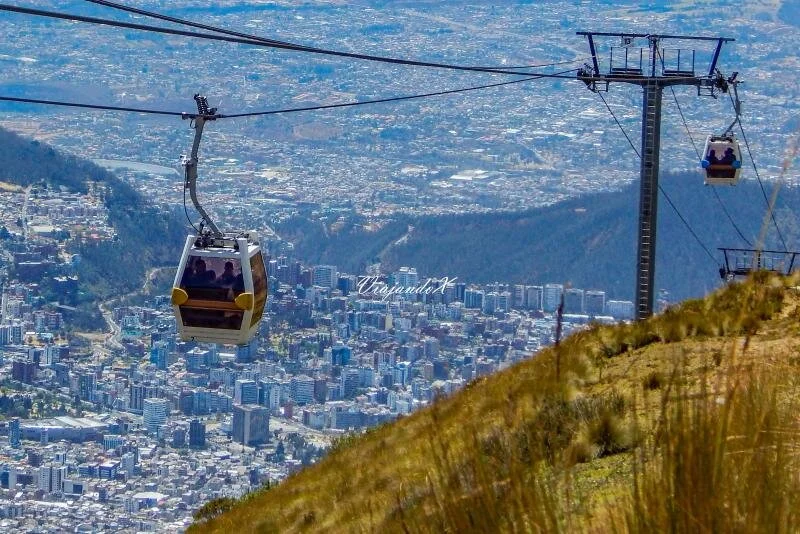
[636,82,662,320]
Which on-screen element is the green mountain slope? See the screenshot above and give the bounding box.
[190,272,800,533]
[283,174,799,301]
[0,127,186,316]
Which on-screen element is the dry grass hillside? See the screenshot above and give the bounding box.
[190,272,800,533]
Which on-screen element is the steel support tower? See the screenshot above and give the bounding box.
[577,32,734,320]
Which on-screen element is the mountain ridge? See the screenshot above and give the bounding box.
[281,174,799,301]
[0,126,186,328]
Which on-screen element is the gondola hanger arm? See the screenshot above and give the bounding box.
[182,94,222,239]
[721,72,742,136]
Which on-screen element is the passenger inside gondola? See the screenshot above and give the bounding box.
[192,259,216,286]
[704,147,737,179]
[233,272,245,293]
[178,256,245,330]
[217,261,237,287]
[720,147,736,165]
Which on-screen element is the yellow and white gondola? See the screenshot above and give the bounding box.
[169,95,268,345]
[171,233,266,345]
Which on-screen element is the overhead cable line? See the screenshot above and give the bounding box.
[597,91,639,157]
[223,70,578,118]
[1,3,579,79]
[753,127,799,253]
[87,0,590,73]
[0,69,570,118]
[464,58,594,70]
[0,95,185,117]
[85,0,326,51]
[731,90,788,251]
[594,92,718,265]
[667,86,753,247]
[658,189,718,265]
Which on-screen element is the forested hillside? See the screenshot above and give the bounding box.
[3,123,796,306]
[283,173,799,301]
[0,126,186,301]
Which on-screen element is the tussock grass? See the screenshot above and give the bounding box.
[617,367,800,533]
[190,273,800,533]
[642,371,664,390]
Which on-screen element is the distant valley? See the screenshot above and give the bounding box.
[282,174,800,302]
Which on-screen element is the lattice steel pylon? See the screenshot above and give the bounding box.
[577,32,734,320]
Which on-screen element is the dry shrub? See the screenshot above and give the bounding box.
[642,371,663,390]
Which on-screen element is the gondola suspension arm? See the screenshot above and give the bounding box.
[182,94,222,239]
[721,71,741,136]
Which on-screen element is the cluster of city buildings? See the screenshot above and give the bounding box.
[0,182,112,248]
[0,239,639,530]
[0,411,296,532]
[3,3,787,531]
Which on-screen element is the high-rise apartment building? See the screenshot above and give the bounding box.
[37,464,66,494]
[143,398,169,436]
[232,405,269,446]
[606,300,635,321]
[526,285,544,310]
[395,267,418,288]
[513,285,526,309]
[464,289,484,309]
[290,375,315,406]
[585,290,606,316]
[564,288,585,315]
[341,367,361,398]
[543,284,564,313]
[312,265,337,289]
[189,419,206,449]
[234,379,259,406]
[8,418,20,449]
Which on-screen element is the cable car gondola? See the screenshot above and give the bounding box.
[702,73,744,186]
[172,233,266,345]
[170,95,267,345]
[701,134,742,186]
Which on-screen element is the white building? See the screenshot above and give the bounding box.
[606,300,635,321]
[513,285,526,308]
[543,284,564,313]
[290,375,315,405]
[312,265,337,289]
[395,266,418,288]
[526,285,544,310]
[143,398,169,435]
[37,464,66,494]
